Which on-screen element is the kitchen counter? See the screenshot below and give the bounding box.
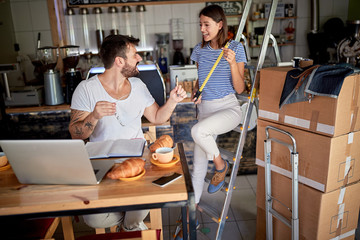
[5,104,71,115]
[4,104,172,140]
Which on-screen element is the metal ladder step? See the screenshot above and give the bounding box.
[269,207,292,228]
[197,230,211,240]
[197,201,222,224]
[218,148,235,162]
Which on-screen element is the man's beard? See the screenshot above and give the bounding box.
[121,61,139,78]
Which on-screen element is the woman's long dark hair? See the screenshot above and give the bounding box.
[199,5,228,48]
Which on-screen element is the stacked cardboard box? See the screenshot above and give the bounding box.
[258,67,360,137]
[255,67,360,239]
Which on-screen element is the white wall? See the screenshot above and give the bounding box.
[9,0,349,65]
[10,0,52,56]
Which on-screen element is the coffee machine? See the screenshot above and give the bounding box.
[60,45,82,104]
[38,47,64,105]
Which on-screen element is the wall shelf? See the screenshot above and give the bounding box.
[249,42,295,48]
[249,16,297,22]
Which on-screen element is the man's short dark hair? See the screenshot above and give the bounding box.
[99,35,140,69]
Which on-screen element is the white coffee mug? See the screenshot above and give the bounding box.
[152,147,174,163]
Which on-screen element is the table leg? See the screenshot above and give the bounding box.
[188,195,197,240]
[61,216,75,240]
[181,206,188,240]
[150,208,163,240]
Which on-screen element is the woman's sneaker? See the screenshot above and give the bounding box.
[208,160,229,194]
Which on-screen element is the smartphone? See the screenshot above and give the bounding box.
[152,172,182,187]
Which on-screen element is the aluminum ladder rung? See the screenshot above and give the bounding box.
[232,125,242,133]
[268,208,292,228]
[197,201,221,224]
[236,93,250,102]
[219,148,235,162]
[197,229,211,240]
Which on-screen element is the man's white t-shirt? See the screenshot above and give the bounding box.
[70,75,155,142]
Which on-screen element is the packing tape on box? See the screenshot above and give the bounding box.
[310,110,319,132]
[348,132,354,144]
[255,158,325,192]
[343,133,354,186]
[345,132,353,156]
[284,115,310,129]
[279,111,285,123]
[338,187,346,205]
[330,229,356,240]
[342,156,352,187]
[259,109,336,135]
[337,203,345,227]
[350,108,358,132]
[334,187,346,237]
[258,109,279,122]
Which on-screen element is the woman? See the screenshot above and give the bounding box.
[190,4,246,203]
[174,4,247,239]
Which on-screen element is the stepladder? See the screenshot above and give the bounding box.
[264,126,299,240]
[193,0,284,239]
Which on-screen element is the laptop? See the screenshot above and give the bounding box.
[0,139,114,185]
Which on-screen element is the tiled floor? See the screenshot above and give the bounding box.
[53,174,258,240]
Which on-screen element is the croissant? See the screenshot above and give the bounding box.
[107,158,145,179]
[149,135,174,152]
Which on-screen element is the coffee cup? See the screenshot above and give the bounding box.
[152,147,174,164]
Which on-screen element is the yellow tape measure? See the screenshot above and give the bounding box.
[193,40,231,101]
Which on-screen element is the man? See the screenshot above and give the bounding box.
[69,34,186,231]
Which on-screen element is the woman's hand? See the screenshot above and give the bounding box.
[223,48,236,66]
[191,89,202,104]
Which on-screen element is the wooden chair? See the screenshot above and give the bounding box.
[77,229,161,240]
[95,208,163,240]
[0,216,74,240]
[144,125,157,144]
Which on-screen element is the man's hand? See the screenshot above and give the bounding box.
[93,101,116,119]
[169,85,187,103]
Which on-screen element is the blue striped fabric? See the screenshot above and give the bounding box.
[190,40,247,100]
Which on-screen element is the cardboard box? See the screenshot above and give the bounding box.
[256,119,360,193]
[256,166,360,240]
[258,67,360,137]
[255,207,357,240]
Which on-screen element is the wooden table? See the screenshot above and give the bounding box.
[0,143,196,240]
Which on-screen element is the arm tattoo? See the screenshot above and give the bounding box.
[74,126,84,137]
[70,110,86,124]
[85,121,94,131]
[70,109,95,138]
